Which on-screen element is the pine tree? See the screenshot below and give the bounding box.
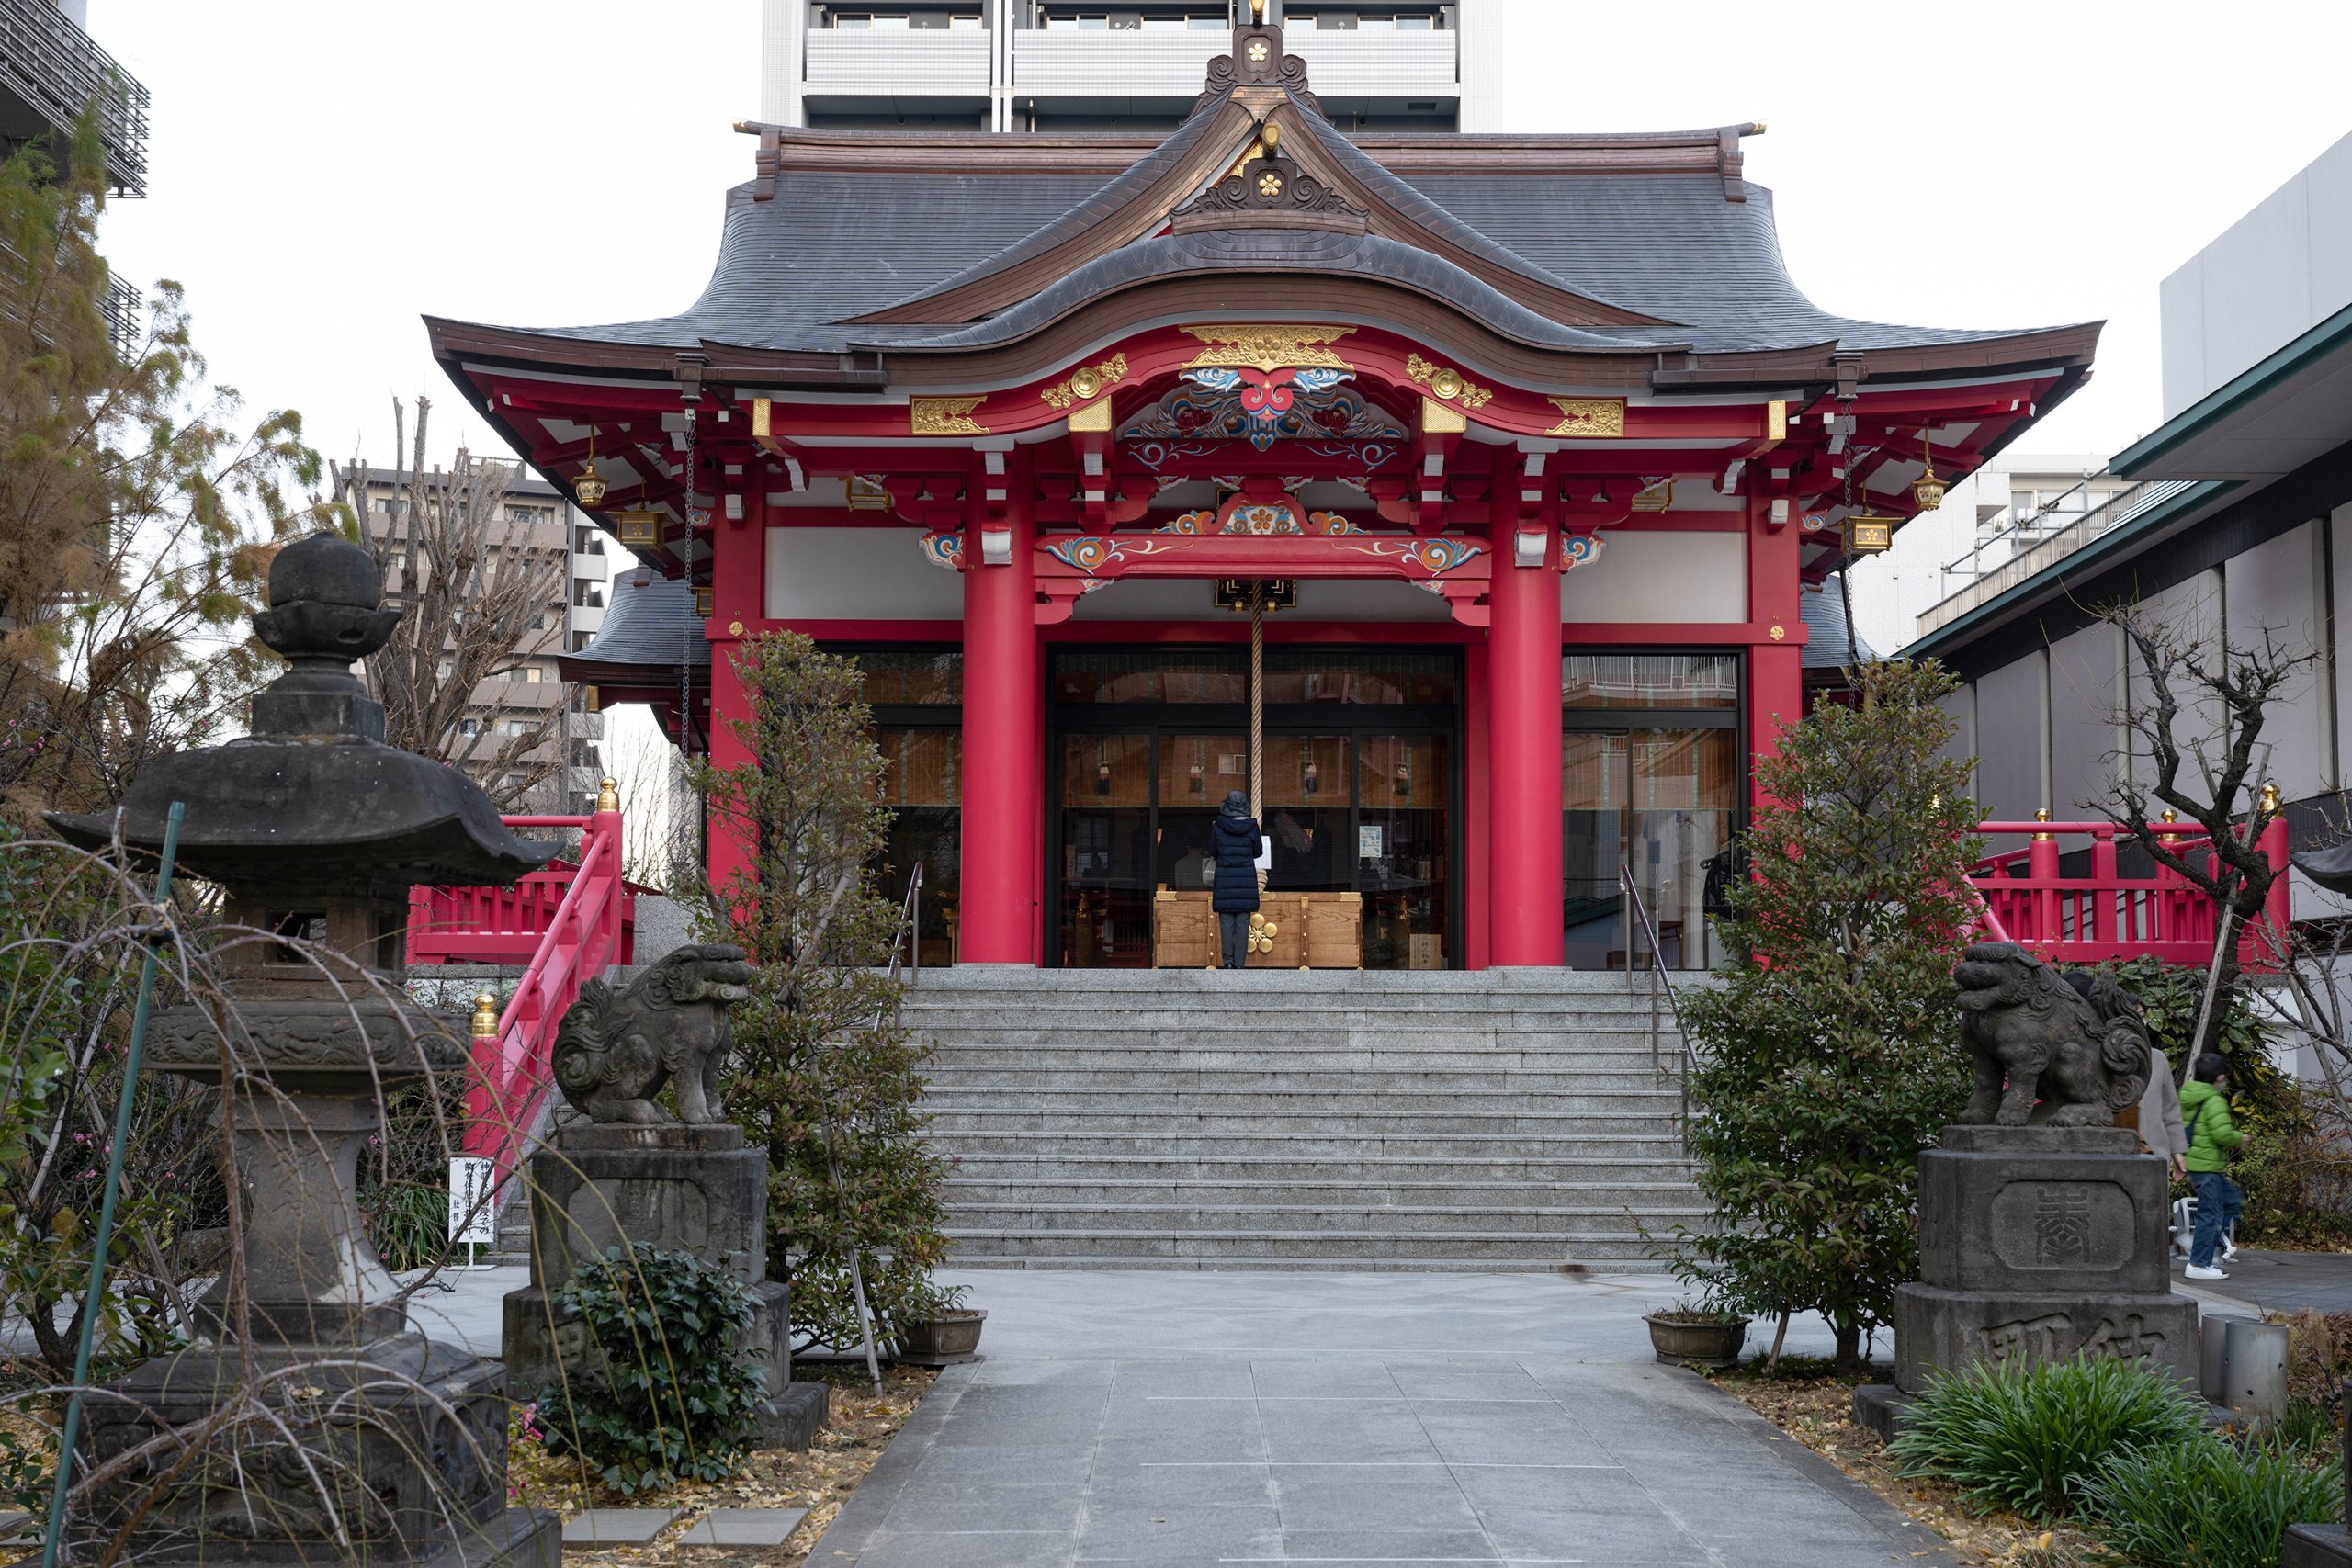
[1671,660,1980,1372]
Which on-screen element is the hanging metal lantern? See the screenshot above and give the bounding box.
[574,426,608,508]
[1845,514,1895,554]
[611,510,666,551]
[1910,430,1947,513]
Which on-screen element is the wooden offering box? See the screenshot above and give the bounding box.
[1152,890,1363,968]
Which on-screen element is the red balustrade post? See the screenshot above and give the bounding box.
[2088,827,2118,952]
[2028,812,2060,950]
[2248,788,2293,969]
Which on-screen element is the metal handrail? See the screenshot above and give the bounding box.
[887,861,923,991]
[1617,865,1691,1072]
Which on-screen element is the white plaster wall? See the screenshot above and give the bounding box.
[2047,622,2123,819]
[1070,578,1453,622]
[763,528,964,621]
[2225,519,2330,798]
[2161,130,2352,418]
[1560,531,1746,624]
[1974,651,2048,820]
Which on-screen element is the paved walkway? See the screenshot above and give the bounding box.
[805,1270,1960,1568]
[2174,1247,2352,1316]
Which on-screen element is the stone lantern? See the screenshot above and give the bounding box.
[50,531,560,1567]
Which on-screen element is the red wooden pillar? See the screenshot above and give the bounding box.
[960,469,1041,964]
[1747,496,1803,811]
[1462,637,1491,970]
[1486,469,1563,966]
[703,491,763,898]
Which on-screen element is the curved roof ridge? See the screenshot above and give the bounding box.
[842,105,1238,324]
[843,228,1697,357]
[1283,106,1679,327]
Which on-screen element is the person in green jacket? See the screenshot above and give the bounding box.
[2180,1053,2245,1280]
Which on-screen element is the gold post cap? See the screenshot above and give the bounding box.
[2161,809,2178,823]
[595,776,621,813]
[2260,782,2282,811]
[471,991,500,1039]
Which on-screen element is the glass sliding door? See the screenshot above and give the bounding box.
[1154,731,1248,896]
[1563,653,1742,972]
[1057,731,1153,966]
[1359,732,1450,969]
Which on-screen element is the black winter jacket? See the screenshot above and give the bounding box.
[1209,813,1264,912]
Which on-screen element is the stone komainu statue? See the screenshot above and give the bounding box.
[1953,942,2153,1127]
[551,942,757,1125]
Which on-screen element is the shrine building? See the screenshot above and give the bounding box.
[428,8,2096,974]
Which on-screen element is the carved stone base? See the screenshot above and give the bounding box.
[1890,1123,2198,1396]
[1894,1283,2199,1393]
[69,1331,556,1566]
[1851,1382,1916,1441]
[502,1122,828,1450]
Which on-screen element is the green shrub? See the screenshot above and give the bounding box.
[363,1181,447,1272]
[1888,1358,2208,1523]
[534,1246,766,1495]
[2078,1433,2341,1568]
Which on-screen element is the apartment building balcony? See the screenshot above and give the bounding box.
[1010,26,1453,106]
[0,0,148,197]
[805,27,990,112]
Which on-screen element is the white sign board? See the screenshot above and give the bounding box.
[1359,824,1384,860]
[448,1156,496,1246]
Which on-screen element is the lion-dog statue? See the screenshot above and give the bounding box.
[1953,942,2152,1127]
[551,942,757,1124]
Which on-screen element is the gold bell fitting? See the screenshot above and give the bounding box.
[1248,911,1279,954]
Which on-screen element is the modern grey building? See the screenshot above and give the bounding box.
[1904,130,2352,928]
[760,0,1467,132]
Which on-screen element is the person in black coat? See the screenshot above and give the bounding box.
[1209,789,1264,970]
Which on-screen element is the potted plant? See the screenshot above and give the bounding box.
[1643,1297,1749,1368]
[893,1280,985,1364]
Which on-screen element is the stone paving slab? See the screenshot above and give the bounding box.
[676,1507,810,1546]
[561,1508,678,1547]
[806,1269,1970,1568]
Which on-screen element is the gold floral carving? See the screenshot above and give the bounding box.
[910,396,989,436]
[1545,397,1626,437]
[1040,353,1130,412]
[1405,352,1493,410]
[1180,325,1355,373]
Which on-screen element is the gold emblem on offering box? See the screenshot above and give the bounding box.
[1040,353,1129,411]
[1406,352,1493,409]
[1545,397,1626,437]
[910,396,989,436]
[1179,324,1355,373]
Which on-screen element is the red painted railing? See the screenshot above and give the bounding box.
[407,805,634,1187]
[1965,817,2291,970]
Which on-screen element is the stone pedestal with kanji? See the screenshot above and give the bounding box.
[1858,1125,2196,1438]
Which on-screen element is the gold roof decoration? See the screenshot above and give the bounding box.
[1180,324,1356,373]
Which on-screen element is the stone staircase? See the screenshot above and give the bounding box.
[906,967,1704,1272]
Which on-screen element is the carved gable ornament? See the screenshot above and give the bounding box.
[1170,122,1366,235]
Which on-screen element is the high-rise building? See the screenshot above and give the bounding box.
[0,0,147,195]
[0,0,148,350]
[760,0,1466,133]
[339,465,614,816]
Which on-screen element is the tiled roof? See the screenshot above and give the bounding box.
[559,570,708,682]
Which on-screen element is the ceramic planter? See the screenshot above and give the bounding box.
[1643,1311,1748,1369]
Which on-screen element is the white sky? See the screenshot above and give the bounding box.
[89,0,2352,479]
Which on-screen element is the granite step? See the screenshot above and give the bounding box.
[912,968,1703,1271]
